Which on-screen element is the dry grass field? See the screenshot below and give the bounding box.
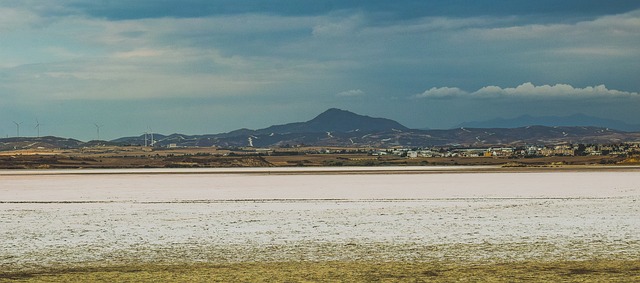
[2,260,640,282]
[0,146,634,169]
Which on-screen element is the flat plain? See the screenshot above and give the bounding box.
[1,167,639,282]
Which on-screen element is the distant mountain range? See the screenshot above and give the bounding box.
[2,109,640,149]
[457,114,640,132]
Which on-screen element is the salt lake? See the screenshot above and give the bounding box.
[1,167,639,271]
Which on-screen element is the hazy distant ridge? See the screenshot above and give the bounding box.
[457,114,640,132]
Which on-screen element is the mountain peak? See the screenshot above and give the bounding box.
[323,107,345,112]
[259,108,408,134]
[308,108,408,132]
[318,108,350,115]
[311,108,364,122]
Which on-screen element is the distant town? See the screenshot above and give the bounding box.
[382,142,640,159]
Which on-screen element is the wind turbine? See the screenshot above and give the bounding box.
[94,123,104,140]
[144,131,149,147]
[34,119,41,138]
[147,126,154,147]
[12,121,23,137]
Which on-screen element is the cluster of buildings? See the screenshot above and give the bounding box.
[377,143,640,158]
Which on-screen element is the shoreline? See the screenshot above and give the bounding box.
[1,164,639,176]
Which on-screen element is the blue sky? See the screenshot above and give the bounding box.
[1,0,639,140]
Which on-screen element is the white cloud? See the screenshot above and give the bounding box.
[478,82,639,97]
[0,11,334,101]
[473,10,640,44]
[113,48,164,59]
[552,47,634,57]
[337,89,365,97]
[416,82,639,99]
[415,87,468,98]
[0,7,40,31]
[366,16,506,36]
[2,3,639,105]
[312,14,364,37]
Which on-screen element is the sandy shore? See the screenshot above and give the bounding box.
[1,168,639,276]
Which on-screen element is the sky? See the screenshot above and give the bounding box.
[1,0,639,140]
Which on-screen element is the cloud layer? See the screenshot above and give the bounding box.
[1,1,639,139]
[417,83,640,99]
[337,89,365,97]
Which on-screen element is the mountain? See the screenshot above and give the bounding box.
[257,108,409,134]
[109,109,409,147]
[2,109,640,149]
[0,136,84,151]
[457,114,640,132]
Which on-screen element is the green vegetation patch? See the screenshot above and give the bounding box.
[2,260,639,282]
